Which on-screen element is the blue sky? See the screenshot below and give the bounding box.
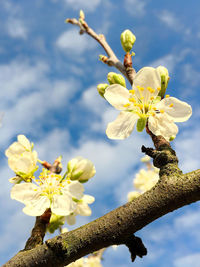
[0,0,200,266]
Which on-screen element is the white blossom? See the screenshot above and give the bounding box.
[66,194,95,225]
[11,170,84,216]
[5,135,38,181]
[104,67,192,141]
[134,168,159,192]
[67,157,96,182]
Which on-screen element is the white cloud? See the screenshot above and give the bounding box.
[0,59,79,148]
[158,10,182,31]
[150,49,191,74]
[56,29,97,55]
[6,18,28,39]
[35,128,70,163]
[174,209,200,230]
[175,127,200,172]
[174,253,200,267]
[125,0,146,17]
[158,10,191,35]
[64,0,101,12]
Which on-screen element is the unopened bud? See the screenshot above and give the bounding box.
[157,66,169,98]
[79,10,85,20]
[99,54,108,63]
[169,135,176,142]
[157,66,169,85]
[67,156,96,182]
[107,72,126,87]
[47,214,65,234]
[120,29,136,53]
[97,83,109,98]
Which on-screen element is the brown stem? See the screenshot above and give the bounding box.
[24,209,51,250]
[67,15,136,85]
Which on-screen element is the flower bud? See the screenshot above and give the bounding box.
[79,10,85,20]
[47,214,65,234]
[120,29,136,53]
[157,66,169,98]
[169,135,176,141]
[97,83,109,98]
[107,72,126,87]
[67,156,96,182]
[157,66,169,85]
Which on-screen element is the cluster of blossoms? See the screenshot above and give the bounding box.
[101,66,192,141]
[6,135,96,229]
[127,155,159,201]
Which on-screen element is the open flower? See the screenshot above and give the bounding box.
[5,135,33,157]
[104,67,192,141]
[5,135,38,181]
[11,170,84,216]
[67,157,96,182]
[66,194,95,225]
[134,168,159,192]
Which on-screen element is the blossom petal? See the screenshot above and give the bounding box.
[106,111,138,139]
[5,142,25,158]
[17,135,31,151]
[156,97,192,122]
[51,194,76,216]
[133,67,161,91]
[82,194,95,204]
[23,196,50,216]
[11,183,40,204]
[148,113,178,141]
[66,214,76,225]
[67,181,84,199]
[104,84,130,110]
[77,203,92,216]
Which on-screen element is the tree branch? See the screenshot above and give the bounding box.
[66,15,136,85]
[4,167,200,266]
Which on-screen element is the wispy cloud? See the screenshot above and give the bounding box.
[6,18,28,39]
[56,29,97,55]
[158,10,191,35]
[125,0,146,17]
[174,253,200,267]
[150,49,191,74]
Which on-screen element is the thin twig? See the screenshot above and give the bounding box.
[66,15,136,85]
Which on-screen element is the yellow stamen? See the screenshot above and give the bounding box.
[169,103,174,107]
[129,97,136,103]
[157,87,161,91]
[160,109,164,113]
[138,104,143,110]
[165,94,170,98]
[129,89,135,94]
[124,103,130,107]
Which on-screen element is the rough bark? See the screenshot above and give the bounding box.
[4,165,200,266]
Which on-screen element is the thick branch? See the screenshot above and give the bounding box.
[4,168,200,267]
